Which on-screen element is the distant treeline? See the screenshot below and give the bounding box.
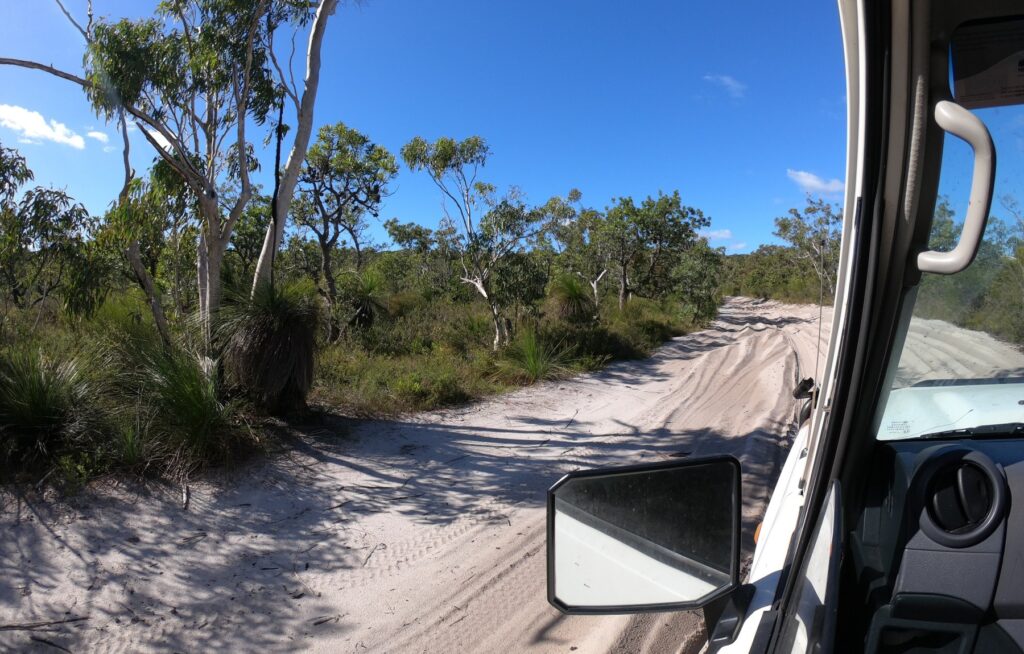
[721,198,842,304]
[722,195,1024,351]
[914,197,1024,344]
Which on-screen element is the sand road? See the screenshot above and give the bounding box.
[2,297,831,653]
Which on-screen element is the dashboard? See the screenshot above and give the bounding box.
[845,438,1024,653]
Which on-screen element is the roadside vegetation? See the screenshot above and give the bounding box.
[0,128,720,486]
[722,197,843,304]
[723,192,1024,351]
[0,0,843,489]
[913,196,1024,344]
[0,0,726,487]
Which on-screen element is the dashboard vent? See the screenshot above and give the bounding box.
[928,462,992,534]
[914,448,1007,549]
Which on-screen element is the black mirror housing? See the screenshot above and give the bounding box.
[547,455,741,615]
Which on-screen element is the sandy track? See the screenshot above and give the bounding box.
[1,298,829,653]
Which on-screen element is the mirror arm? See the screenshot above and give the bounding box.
[706,583,756,652]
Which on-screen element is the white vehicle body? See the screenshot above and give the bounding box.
[548,0,1024,651]
[719,0,866,647]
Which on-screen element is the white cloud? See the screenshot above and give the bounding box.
[700,228,733,241]
[103,145,117,153]
[703,74,746,99]
[786,169,844,195]
[727,242,749,253]
[87,130,109,144]
[0,104,85,149]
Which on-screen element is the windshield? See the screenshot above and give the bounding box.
[876,101,1024,441]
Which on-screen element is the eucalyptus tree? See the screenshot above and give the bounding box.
[384,219,435,256]
[1,0,341,344]
[629,191,710,300]
[294,123,398,326]
[672,239,725,321]
[601,191,709,309]
[102,177,175,345]
[550,191,610,305]
[383,219,463,297]
[402,136,550,349]
[602,197,642,309]
[0,144,94,311]
[774,197,843,299]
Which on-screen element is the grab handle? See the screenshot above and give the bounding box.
[917,101,996,275]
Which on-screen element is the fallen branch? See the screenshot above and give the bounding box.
[564,408,580,429]
[362,543,385,567]
[0,616,89,632]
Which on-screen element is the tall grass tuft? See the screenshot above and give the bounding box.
[91,308,239,475]
[0,347,91,465]
[494,329,574,384]
[218,281,321,414]
[139,343,231,460]
[548,274,595,324]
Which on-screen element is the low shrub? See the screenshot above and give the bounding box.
[315,346,497,415]
[0,346,93,468]
[493,329,574,384]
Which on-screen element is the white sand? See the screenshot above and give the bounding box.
[1,297,832,653]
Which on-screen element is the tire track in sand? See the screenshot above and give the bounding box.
[0,298,827,654]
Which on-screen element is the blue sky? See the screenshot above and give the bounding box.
[0,0,850,254]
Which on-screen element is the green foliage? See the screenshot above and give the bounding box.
[673,239,725,322]
[295,123,399,338]
[337,270,387,329]
[602,191,711,305]
[0,146,97,308]
[0,118,731,484]
[722,245,824,303]
[401,135,490,182]
[911,196,1024,345]
[492,251,548,321]
[217,281,322,414]
[62,240,117,319]
[228,194,272,279]
[315,347,488,415]
[86,1,292,124]
[301,123,399,222]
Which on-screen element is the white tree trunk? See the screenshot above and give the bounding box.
[197,230,210,338]
[251,0,339,293]
[490,303,507,351]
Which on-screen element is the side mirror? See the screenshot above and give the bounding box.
[547,455,740,614]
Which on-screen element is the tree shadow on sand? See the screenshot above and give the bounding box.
[0,299,802,651]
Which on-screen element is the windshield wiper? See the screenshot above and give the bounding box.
[918,422,1024,440]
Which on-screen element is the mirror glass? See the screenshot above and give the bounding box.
[550,458,737,611]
